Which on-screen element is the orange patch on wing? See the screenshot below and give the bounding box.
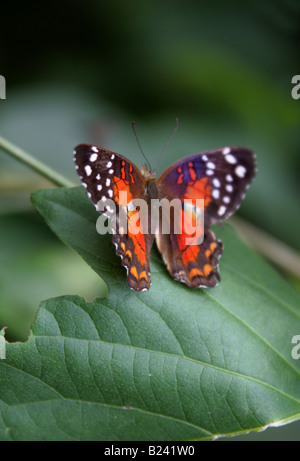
[140,270,148,280]
[204,264,212,277]
[179,208,204,247]
[129,164,135,183]
[205,249,211,259]
[177,173,184,184]
[188,163,196,181]
[113,176,133,206]
[127,211,147,266]
[130,266,138,279]
[112,175,148,268]
[121,160,126,180]
[183,246,200,266]
[210,242,217,252]
[184,177,212,208]
[128,231,147,265]
[120,242,126,252]
[176,209,202,265]
[125,250,132,260]
[189,268,203,278]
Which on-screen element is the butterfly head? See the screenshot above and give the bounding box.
[140,164,156,180]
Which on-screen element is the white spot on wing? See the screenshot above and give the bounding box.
[235,165,247,178]
[223,196,230,204]
[92,146,98,152]
[218,205,227,216]
[106,178,111,186]
[85,165,92,176]
[222,147,231,155]
[90,153,98,162]
[106,161,112,168]
[226,174,234,182]
[225,154,237,164]
[213,178,221,188]
[212,189,220,199]
[207,162,215,169]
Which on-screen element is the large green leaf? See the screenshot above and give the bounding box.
[0,186,299,441]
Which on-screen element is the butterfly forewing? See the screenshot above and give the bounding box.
[158,146,256,226]
[74,144,146,212]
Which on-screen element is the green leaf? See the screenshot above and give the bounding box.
[0,186,299,441]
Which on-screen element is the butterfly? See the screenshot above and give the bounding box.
[74,144,256,291]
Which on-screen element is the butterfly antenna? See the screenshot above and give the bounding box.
[154,118,179,171]
[132,121,152,170]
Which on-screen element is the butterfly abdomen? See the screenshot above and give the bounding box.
[146,178,159,201]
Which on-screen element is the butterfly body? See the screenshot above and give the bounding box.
[74,144,256,291]
[141,169,159,204]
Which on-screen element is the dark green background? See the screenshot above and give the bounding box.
[0,0,299,440]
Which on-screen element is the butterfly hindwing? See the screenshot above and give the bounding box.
[74,144,153,291]
[156,226,223,288]
[112,222,154,291]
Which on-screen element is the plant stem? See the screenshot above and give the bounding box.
[0,135,75,188]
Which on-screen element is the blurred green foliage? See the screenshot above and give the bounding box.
[0,0,300,440]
